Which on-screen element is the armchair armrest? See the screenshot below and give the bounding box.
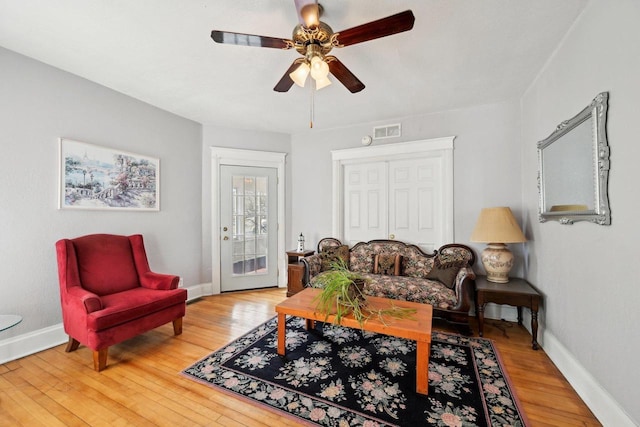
[67,286,103,313]
[140,271,180,290]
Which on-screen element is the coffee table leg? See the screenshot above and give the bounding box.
[305,319,315,330]
[416,340,430,395]
[277,313,286,356]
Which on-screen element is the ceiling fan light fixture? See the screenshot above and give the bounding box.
[310,55,329,80]
[290,62,310,87]
[315,75,332,90]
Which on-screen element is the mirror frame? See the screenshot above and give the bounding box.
[537,92,610,225]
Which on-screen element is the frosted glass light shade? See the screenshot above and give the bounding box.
[289,62,310,87]
[310,56,329,80]
[315,76,331,90]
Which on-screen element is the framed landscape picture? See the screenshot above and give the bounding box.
[58,138,160,211]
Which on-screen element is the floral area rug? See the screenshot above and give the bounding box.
[182,316,528,426]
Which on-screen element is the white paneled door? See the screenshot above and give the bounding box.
[220,165,278,291]
[343,162,388,245]
[388,158,443,252]
[343,157,447,253]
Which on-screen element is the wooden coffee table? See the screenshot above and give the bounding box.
[275,287,433,395]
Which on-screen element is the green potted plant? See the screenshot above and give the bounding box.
[312,259,416,327]
[312,258,368,325]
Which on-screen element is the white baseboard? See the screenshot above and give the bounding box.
[543,330,636,426]
[0,283,211,364]
[183,282,211,302]
[0,323,67,364]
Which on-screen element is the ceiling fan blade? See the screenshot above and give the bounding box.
[273,61,302,92]
[327,57,365,93]
[334,10,415,47]
[211,30,293,49]
[294,0,320,28]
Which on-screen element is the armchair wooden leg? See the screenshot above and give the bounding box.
[65,337,80,352]
[173,317,183,335]
[93,348,108,372]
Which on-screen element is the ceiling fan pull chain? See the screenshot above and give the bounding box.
[310,79,314,128]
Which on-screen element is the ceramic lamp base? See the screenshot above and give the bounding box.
[481,243,514,283]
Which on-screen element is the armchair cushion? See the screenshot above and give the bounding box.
[74,234,140,295]
[88,287,186,332]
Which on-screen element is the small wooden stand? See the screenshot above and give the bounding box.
[286,250,314,297]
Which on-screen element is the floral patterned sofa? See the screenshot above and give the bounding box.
[301,238,477,332]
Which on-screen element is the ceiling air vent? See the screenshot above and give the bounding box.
[373,123,401,139]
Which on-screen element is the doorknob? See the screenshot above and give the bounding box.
[223,226,228,231]
[223,236,229,241]
[389,234,395,239]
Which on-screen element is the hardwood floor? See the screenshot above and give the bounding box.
[0,288,600,426]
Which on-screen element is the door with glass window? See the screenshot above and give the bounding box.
[220,165,278,291]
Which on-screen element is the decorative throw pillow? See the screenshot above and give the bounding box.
[425,264,460,289]
[434,252,468,269]
[320,245,350,271]
[373,254,403,276]
[426,255,467,289]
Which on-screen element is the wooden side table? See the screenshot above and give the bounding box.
[475,276,542,350]
[286,250,314,297]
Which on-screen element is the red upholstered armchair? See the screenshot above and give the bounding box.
[55,234,187,371]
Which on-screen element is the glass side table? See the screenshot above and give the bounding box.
[0,315,22,332]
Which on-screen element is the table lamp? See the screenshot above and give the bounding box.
[470,207,527,283]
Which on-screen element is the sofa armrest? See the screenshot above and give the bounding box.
[140,272,180,290]
[67,286,103,313]
[301,254,323,285]
[450,267,476,312]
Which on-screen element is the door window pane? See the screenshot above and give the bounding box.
[230,173,269,276]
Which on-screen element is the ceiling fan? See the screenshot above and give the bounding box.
[211,1,415,93]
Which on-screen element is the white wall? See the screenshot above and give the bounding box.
[290,101,526,276]
[521,1,640,424]
[0,47,202,342]
[201,126,292,285]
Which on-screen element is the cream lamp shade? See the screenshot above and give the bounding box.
[470,207,527,283]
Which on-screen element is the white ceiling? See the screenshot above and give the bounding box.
[0,0,587,134]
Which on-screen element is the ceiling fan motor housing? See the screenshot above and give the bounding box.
[292,22,335,57]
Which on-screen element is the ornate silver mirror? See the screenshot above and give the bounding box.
[538,92,610,225]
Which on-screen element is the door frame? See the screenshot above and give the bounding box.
[211,147,287,295]
[330,137,455,245]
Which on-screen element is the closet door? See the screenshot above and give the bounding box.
[388,157,443,253]
[343,162,388,246]
[333,137,455,251]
